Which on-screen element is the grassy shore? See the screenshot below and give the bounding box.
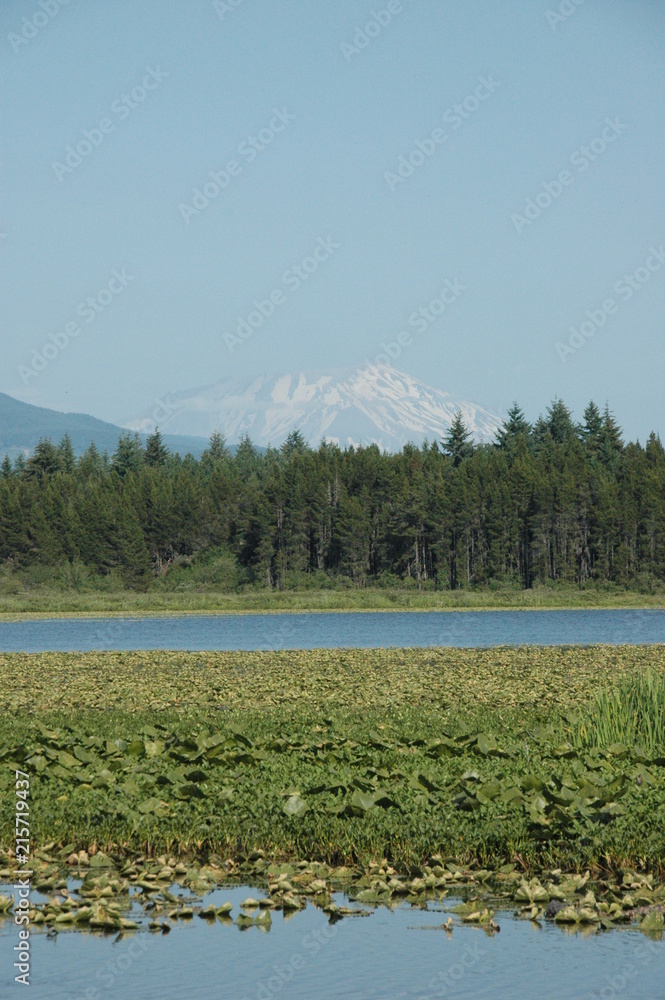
[1,583,664,616]
[2,644,665,933]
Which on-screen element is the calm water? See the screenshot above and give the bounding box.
[1,886,663,1000]
[1,609,665,652]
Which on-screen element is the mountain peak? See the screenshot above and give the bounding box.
[125,366,501,452]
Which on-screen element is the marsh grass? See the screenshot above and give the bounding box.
[575,669,665,752]
[1,580,665,615]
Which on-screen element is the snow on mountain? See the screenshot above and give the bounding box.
[125,365,502,453]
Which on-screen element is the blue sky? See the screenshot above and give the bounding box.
[2,0,665,441]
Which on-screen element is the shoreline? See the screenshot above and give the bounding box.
[1,590,665,620]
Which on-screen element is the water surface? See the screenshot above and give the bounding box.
[1,609,665,652]
[1,887,662,1000]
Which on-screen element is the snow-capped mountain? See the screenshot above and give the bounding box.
[125,365,502,452]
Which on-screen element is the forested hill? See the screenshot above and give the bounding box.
[1,399,664,592]
[0,392,209,460]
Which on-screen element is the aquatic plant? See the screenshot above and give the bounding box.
[575,669,665,753]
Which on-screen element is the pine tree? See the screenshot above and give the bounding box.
[77,442,105,479]
[202,431,229,464]
[443,412,474,467]
[234,435,261,478]
[545,398,576,444]
[112,433,144,477]
[599,404,623,466]
[646,432,665,466]
[495,402,530,449]
[145,429,169,468]
[58,434,76,474]
[1,455,13,479]
[24,439,62,479]
[580,402,603,458]
[281,429,308,459]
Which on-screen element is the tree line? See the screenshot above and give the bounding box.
[1,399,665,592]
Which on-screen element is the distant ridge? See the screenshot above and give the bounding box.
[126,364,502,452]
[0,393,210,460]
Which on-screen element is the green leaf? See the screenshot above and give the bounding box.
[283,795,308,817]
[640,911,664,933]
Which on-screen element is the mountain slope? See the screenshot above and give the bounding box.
[0,393,209,460]
[125,365,502,451]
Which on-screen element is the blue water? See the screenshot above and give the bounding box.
[0,888,662,1000]
[0,608,664,653]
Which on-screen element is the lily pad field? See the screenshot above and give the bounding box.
[2,644,665,936]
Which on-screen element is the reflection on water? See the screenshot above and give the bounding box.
[1,886,663,1000]
[1,609,665,652]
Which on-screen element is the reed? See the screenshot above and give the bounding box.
[575,668,665,752]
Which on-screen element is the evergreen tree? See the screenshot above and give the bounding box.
[24,439,62,479]
[545,398,576,444]
[495,402,530,449]
[112,433,143,477]
[202,431,230,464]
[281,429,308,459]
[145,429,169,468]
[598,404,623,470]
[1,399,664,594]
[646,432,665,466]
[580,402,603,458]
[442,412,474,467]
[78,442,105,479]
[234,435,261,478]
[58,434,76,474]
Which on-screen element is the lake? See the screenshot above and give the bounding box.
[2,608,665,652]
[1,885,662,1000]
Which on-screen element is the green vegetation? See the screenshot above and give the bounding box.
[1,645,665,868]
[1,582,665,616]
[2,644,665,933]
[3,400,665,608]
[575,669,665,754]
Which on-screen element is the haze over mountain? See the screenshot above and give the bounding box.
[125,365,502,452]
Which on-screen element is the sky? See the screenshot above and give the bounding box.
[2,0,665,442]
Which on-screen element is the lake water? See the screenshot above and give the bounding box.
[0,886,662,1000]
[1,608,665,652]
